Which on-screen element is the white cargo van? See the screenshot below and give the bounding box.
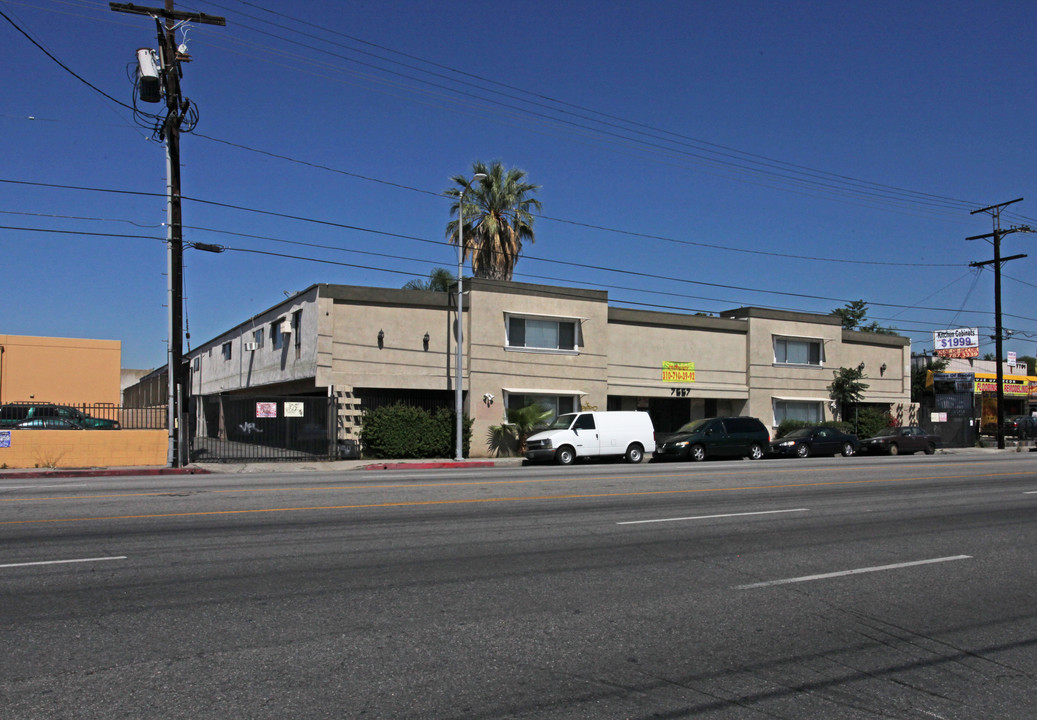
[524,411,656,465]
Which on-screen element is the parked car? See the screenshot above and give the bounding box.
[14,417,85,430]
[771,426,858,458]
[861,426,939,455]
[0,403,120,429]
[1006,415,1037,439]
[653,416,770,462]
[524,411,656,465]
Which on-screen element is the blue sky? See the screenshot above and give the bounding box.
[2,0,1036,369]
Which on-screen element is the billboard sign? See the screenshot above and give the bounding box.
[933,328,979,358]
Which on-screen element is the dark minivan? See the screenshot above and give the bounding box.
[653,416,770,462]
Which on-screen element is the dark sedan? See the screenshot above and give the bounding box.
[771,426,859,458]
[861,426,939,455]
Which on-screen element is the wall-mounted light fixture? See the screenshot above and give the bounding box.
[880,362,887,376]
[858,362,865,372]
[377,329,384,349]
[423,332,430,351]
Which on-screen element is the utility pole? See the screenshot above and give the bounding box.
[967,198,1033,449]
[110,2,225,466]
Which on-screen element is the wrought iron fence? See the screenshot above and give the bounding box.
[190,395,338,462]
[0,402,167,430]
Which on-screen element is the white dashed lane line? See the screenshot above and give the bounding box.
[617,508,808,525]
[735,555,972,590]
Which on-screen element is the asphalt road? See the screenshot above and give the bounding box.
[2,453,1036,719]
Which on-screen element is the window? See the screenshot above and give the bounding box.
[506,315,578,352]
[292,309,302,358]
[774,399,824,424]
[271,320,283,350]
[774,336,823,366]
[192,357,200,371]
[506,393,578,424]
[222,342,232,361]
[253,328,264,348]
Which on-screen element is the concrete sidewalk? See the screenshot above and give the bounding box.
[0,457,527,479]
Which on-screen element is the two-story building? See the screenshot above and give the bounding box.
[187,279,911,458]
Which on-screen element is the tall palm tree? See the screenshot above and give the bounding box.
[402,267,456,292]
[445,160,541,281]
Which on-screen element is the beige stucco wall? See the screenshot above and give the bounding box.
[191,287,320,396]
[322,286,455,391]
[0,335,120,406]
[724,309,910,428]
[465,281,610,452]
[607,309,749,401]
[0,429,167,468]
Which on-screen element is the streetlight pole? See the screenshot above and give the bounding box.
[455,173,486,461]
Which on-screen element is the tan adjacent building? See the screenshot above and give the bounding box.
[0,334,121,406]
[187,280,911,458]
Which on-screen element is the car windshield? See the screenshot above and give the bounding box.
[676,419,710,434]
[546,414,576,430]
[872,428,899,437]
[782,428,812,439]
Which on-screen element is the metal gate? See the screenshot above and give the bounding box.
[190,395,339,462]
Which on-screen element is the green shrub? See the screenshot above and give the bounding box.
[856,406,894,439]
[360,404,472,459]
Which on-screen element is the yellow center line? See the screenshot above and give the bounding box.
[0,470,1031,526]
[0,460,1003,503]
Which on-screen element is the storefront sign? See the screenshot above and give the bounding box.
[974,378,1028,396]
[933,328,979,358]
[662,361,696,383]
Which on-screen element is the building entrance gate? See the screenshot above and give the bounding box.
[190,395,339,462]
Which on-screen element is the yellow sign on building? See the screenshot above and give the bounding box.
[662,361,696,383]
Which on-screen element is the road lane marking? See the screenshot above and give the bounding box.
[0,556,127,569]
[618,508,808,525]
[735,555,972,589]
[1,470,1035,526]
[1,462,1027,504]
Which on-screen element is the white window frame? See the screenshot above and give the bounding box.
[503,390,582,424]
[772,398,826,426]
[773,335,825,367]
[504,313,581,354]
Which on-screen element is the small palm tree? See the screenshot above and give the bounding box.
[402,267,456,292]
[445,160,541,281]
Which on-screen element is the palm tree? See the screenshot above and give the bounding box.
[445,160,541,281]
[402,267,456,292]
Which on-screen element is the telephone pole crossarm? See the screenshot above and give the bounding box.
[966,197,1029,450]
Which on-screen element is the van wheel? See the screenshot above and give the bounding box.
[555,446,576,465]
[748,443,765,460]
[625,444,644,463]
[690,444,706,462]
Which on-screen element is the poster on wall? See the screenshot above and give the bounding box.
[284,402,304,418]
[256,402,277,418]
[662,361,696,382]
